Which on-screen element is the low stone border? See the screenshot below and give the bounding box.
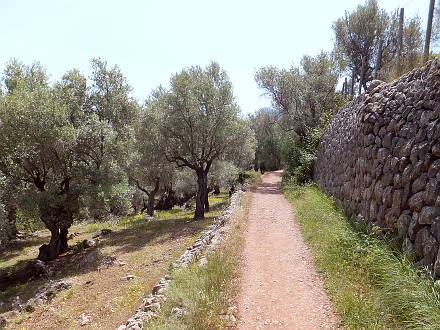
[117,189,245,330]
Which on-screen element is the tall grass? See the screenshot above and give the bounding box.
[146,180,257,329]
[147,251,236,330]
[284,184,440,329]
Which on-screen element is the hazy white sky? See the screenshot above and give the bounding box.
[0,0,430,113]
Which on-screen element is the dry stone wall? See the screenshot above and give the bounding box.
[314,59,440,276]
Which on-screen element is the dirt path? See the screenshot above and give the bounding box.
[238,171,338,329]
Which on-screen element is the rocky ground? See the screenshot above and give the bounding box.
[0,193,229,329]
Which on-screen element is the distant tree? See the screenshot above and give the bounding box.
[78,59,138,220]
[0,176,18,246]
[255,52,339,136]
[150,62,255,219]
[125,111,174,216]
[172,168,197,207]
[249,108,282,171]
[208,160,240,194]
[333,0,423,91]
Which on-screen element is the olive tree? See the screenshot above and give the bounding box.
[255,52,339,137]
[81,59,138,220]
[0,64,83,260]
[124,111,174,216]
[249,108,283,171]
[0,59,137,260]
[0,176,18,246]
[150,62,255,219]
[208,160,240,194]
[333,0,423,90]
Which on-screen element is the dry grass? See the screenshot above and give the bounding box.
[0,192,229,330]
[146,172,260,329]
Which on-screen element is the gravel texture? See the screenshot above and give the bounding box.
[238,171,338,329]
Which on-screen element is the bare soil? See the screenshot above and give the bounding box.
[0,193,229,330]
[238,171,338,329]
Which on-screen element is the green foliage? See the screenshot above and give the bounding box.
[255,51,339,137]
[248,108,282,171]
[254,52,342,179]
[149,62,256,219]
[284,185,440,329]
[208,161,240,190]
[281,129,319,184]
[15,210,45,233]
[333,0,423,91]
[0,58,137,258]
[281,113,333,184]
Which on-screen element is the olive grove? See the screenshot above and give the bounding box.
[0,59,255,260]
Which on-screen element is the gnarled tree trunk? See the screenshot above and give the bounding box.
[37,205,73,261]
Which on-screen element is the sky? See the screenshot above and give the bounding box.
[0,0,431,114]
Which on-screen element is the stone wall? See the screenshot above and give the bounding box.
[314,59,440,276]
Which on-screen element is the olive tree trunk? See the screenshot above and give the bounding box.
[37,205,73,261]
[0,200,18,245]
[136,178,160,217]
[195,171,208,220]
[204,187,210,212]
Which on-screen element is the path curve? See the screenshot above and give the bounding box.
[238,171,338,329]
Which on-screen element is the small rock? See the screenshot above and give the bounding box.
[24,259,52,279]
[101,256,116,267]
[199,256,208,267]
[82,239,96,248]
[119,261,127,266]
[0,314,7,328]
[11,296,21,311]
[79,313,92,326]
[145,302,160,312]
[171,306,183,316]
[77,248,102,269]
[368,80,384,92]
[126,274,135,280]
[226,306,238,315]
[92,229,113,238]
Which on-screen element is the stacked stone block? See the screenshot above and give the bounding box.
[314,59,440,276]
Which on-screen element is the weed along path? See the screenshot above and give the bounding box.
[238,171,338,329]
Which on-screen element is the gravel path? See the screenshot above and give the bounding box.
[238,171,338,329]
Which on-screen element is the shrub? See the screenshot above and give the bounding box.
[282,126,322,184]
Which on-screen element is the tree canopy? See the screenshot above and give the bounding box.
[255,52,339,137]
[333,0,423,92]
[149,62,255,219]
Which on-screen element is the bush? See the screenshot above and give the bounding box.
[282,127,322,184]
[79,182,134,221]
